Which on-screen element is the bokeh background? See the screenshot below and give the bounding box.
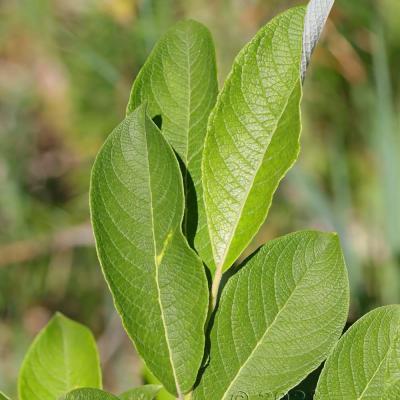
[1,0,399,397]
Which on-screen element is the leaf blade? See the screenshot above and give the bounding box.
[18,313,102,400]
[64,388,118,400]
[202,7,306,273]
[194,230,349,400]
[127,20,218,271]
[90,105,209,395]
[119,385,162,400]
[315,305,400,399]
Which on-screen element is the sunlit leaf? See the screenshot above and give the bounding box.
[194,231,349,400]
[202,7,306,274]
[119,385,162,400]
[18,313,101,400]
[127,20,218,271]
[64,388,118,400]
[315,305,400,399]
[90,105,209,396]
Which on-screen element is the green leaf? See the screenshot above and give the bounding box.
[90,105,209,396]
[18,313,102,400]
[0,392,11,400]
[315,305,400,399]
[385,343,400,400]
[64,388,118,400]
[194,230,349,400]
[143,365,175,400]
[202,7,306,273]
[127,20,218,271]
[119,385,162,400]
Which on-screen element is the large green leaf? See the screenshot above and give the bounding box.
[315,305,400,399]
[90,105,209,396]
[119,385,162,400]
[18,313,102,400]
[64,388,118,400]
[194,230,349,400]
[127,20,218,271]
[202,7,305,274]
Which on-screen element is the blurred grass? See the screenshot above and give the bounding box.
[0,0,399,397]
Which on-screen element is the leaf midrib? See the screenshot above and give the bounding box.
[357,345,392,399]
[60,323,72,389]
[182,27,192,237]
[144,124,182,397]
[220,237,309,399]
[211,79,300,272]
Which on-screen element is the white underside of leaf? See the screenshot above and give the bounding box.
[301,0,334,79]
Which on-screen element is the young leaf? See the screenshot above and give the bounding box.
[202,7,306,275]
[18,313,102,400]
[315,305,400,399]
[90,105,209,396]
[127,20,218,271]
[119,385,162,400]
[0,392,10,400]
[64,388,118,400]
[194,230,349,400]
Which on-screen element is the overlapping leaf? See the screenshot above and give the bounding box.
[202,6,306,274]
[315,305,400,399]
[194,230,349,400]
[143,366,175,400]
[90,105,209,396]
[64,388,118,400]
[18,313,101,400]
[0,392,10,400]
[127,20,218,271]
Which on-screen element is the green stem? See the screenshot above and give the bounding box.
[211,267,223,311]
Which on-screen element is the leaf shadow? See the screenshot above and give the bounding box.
[151,113,199,247]
[174,151,199,249]
[193,247,262,390]
[152,114,163,130]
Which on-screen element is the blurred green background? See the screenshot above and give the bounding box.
[0,0,399,397]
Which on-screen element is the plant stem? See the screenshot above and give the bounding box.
[211,267,223,311]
